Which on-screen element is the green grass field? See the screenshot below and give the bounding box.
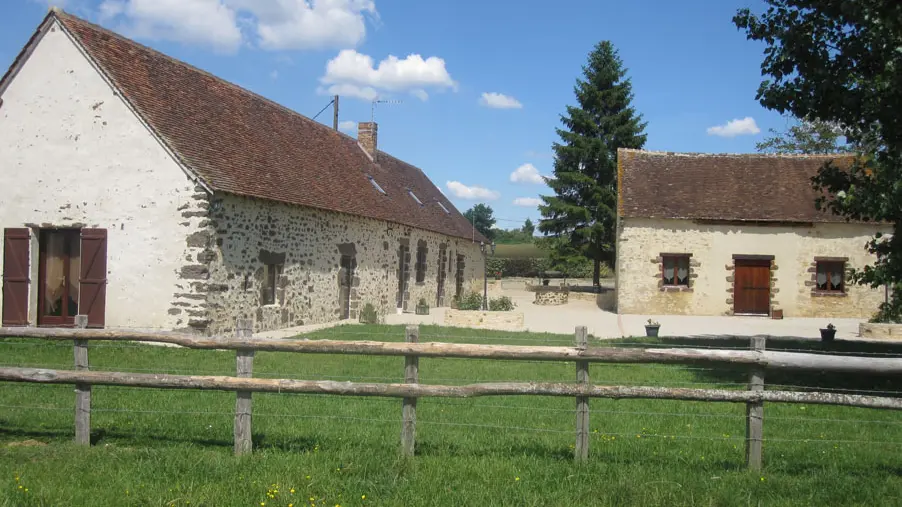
[2,326,902,506]
[493,243,545,259]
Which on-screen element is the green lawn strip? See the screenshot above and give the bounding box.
[1,326,901,506]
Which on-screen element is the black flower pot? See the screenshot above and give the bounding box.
[820,328,836,341]
[645,325,660,338]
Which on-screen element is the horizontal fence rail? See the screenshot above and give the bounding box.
[3,327,902,375]
[2,322,902,469]
[2,368,901,409]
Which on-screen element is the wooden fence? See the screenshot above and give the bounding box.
[2,321,902,471]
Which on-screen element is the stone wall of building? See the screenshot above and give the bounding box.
[616,217,890,318]
[198,194,484,334]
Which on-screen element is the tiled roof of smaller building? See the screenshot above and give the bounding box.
[23,10,485,243]
[617,148,854,223]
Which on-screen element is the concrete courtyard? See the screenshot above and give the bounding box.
[384,281,868,341]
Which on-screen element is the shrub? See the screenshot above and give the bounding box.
[488,295,515,311]
[485,257,552,278]
[359,302,379,324]
[457,291,484,311]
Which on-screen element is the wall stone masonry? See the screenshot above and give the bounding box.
[199,194,483,334]
[534,287,569,306]
[444,309,524,330]
[616,217,889,318]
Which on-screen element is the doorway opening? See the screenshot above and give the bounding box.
[38,229,81,327]
[733,258,771,316]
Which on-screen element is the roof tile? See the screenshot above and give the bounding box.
[618,148,854,223]
[47,11,483,242]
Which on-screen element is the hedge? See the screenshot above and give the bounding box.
[486,257,606,278]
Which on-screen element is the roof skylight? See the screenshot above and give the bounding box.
[367,175,386,195]
[437,202,451,214]
[408,189,423,205]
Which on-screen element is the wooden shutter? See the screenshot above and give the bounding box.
[79,228,107,328]
[2,228,31,327]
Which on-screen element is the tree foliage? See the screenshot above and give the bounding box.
[463,204,496,241]
[756,117,852,155]
[522,218,535,237]
[538,40,647,286]
[492,218,538,244]
[735,0,902,321]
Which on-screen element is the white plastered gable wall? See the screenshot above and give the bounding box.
[0,18,200,329]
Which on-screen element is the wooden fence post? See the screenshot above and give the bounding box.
[575,326,589,463]
[74,315,90,446]
[234,319,254,456]
[401,325,419,457]
[746,335,765,471]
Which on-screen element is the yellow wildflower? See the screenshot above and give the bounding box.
[362,495,366,500]
[290,488,295,494]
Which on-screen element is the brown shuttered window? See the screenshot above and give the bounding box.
[79,228,108,328]
[2,228,31,326]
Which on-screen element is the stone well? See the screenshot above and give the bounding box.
[534,286,569,306]
[859,322,902,340]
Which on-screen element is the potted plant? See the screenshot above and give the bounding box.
[415,297,430,315]
[645,318,661,337]
[820,323,836,342]
[494,270,502,281]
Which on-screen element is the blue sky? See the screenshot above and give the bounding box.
[1,0,783,230]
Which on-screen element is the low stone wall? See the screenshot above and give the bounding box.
[565,288,616,311]
[444,309,524,330]
[859,322,902,340]
[534,287,569,306]
[597,289,615,311]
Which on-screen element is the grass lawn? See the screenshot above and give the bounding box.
[2,325,902,506]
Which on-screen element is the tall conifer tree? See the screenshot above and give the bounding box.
[538,41,647,286]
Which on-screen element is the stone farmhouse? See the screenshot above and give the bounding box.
[616,149,889,319]
[0,9,486,334]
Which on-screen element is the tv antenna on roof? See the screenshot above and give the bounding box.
[371,98,402,122]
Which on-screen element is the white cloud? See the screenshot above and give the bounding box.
[410,89,429,101]
[99,0,243,53]
[480,92,522,109]
[320,82,379,101]
[269,69,279,80]
[225,0,377,50]
[509,163,545,184]
[338,120,356,132]
[445,181,500,200]
[706,117,761,137]
[513,197,542,207]
[97,0,377,54]
[320,49,456,101]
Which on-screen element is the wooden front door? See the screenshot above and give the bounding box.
[38,229,81,327]
[734,259,771,315]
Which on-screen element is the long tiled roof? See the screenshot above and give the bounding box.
[617,148,855,223]
[22,10,483,242]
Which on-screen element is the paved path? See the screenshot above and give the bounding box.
[258,285,870,342]
[385,287,868,341]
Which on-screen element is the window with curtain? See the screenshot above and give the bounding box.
[662,255,691,287]
[816,261,844,292]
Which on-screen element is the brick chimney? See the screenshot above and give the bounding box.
[358,122,378,161]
